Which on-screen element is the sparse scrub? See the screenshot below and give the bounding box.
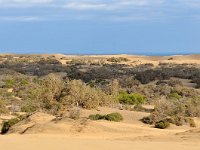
[107,57,129,63]
[134,105,153,113]
[142,97,200,128]
[21,104,37,113]
[185,118,196,127]
[69,108,80,120]
[0,100,8,114]
[167,92,182,100]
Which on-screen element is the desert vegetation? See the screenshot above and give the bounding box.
[0,54,200,134]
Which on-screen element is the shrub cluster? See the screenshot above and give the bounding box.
[60,80,115,109]
[89,113,123,122]
[141,97,199,129]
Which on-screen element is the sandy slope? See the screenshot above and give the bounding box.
[1,107,200,150]
[56,54,200,65]
[0,134,200,150]
[0,54,200,149]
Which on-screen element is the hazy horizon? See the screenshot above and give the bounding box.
[0,51,199,56]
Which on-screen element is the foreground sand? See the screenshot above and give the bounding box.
[1,107,200,150]
[0,134,200,150]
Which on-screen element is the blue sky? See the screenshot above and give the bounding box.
[0,0,200,55]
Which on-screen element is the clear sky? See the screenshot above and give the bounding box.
[0,0,200,55]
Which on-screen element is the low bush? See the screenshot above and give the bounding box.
[185,118,196,127]
[170,116,184,126]
[105,113,123,122]
[141,116,153,124]
[1,118,20,134]
[134,105,154,113]
[89,114,105,120]
[155,120,170,129]
[89,112,123,122]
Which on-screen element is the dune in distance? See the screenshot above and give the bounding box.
[0,54,200,150]
[1,53,200,65]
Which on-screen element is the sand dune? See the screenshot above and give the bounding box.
[1,134,200,150]
[0,54,200,149]
[1,54,200,65]
[1,107,200,150]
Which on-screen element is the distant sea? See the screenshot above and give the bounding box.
[0,50,199,56]
[62,52,199,56]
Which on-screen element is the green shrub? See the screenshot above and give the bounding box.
[105,113,123,122]
[118,92,146,105]
[155,120,170,129]
[89,113,123,122]
[4,79,16,88]
[167,92,182,100]
[1,118,20,134]
[89,114,105,120]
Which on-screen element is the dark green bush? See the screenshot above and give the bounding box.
[141,116,153,124]
[105,113,123,122]
[1,118,20,134]
[89,114,105,120]
[89,113,123,122]
[155,120,170,129]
